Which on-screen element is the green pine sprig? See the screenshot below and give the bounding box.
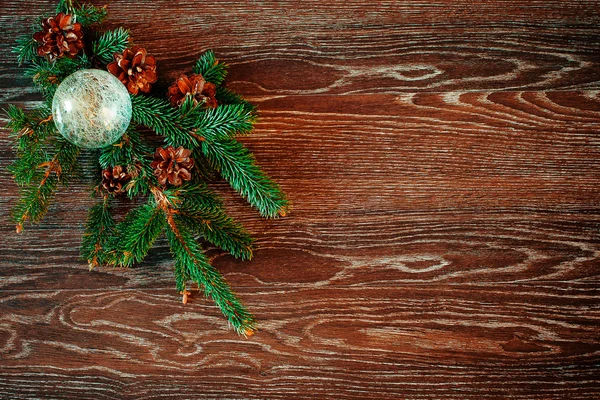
[108,202,166,267]
[73,3,108,26]
[99,126,154,197]
[202,138,289,218]
[191,103,256,142]
[92,27,129,65]
[12,138,80,232]
[14,36,40,66]
[166,183,254,260]
[165,212,256,336]
[25,54,91,99]
[81,195,116,269]
[193,50,228,85]
[216,86,257,114]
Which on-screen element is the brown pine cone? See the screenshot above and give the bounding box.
[167,74,218,108]
[151,146,194,186]
[33,13,84,61]
[107,47,158,95]
[101,166,131,195]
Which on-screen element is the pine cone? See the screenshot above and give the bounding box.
[101,166,131,195]
[33,13,84,61]
[151,146,194,186]
[107,47,158,95]
[168,74,218,108]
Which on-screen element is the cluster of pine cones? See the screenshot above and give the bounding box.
[102,146,195,195]
[33,12,218,196]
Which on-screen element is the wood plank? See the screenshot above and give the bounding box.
[0,285,599,399]
[0,0,599,398]
[1,0,600,105]
[1,91,598,290]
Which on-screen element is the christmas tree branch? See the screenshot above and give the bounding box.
[5,105,54,155]
[108,201,166,267]
[190,104,256,142]
[99,126,154,197]
[56,0,78,14]
[164,206,256,336]
[12,138,80,232]
[193,50,228,85]
[201,138,289,218]
[73,3,108,26]
[25,54,91,99]
[130,95,203,148]
[81,194,116,269]
[216,87,257,114]
[14,36,40,66]
[92,27,129,66]
[166,184,254,260]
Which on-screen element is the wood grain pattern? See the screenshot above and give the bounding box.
[1,0,599,398]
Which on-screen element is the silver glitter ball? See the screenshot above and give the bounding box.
[52,69,132,149]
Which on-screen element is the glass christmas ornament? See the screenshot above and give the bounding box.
[52,69,132,148]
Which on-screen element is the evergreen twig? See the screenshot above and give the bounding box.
[202,139,289,218]
[99,126,154,197]
[12,138,80,232]
[165,210,256,336]
[166,184,254,260]
[92,27,129,65]
[190,104,256,142]
[14,36,40,66]
[216,87,257,114]
[193,50,228,85]
[108,202,166,267]
[81,195,116,269]
[74,3,108,26]
[25,54,91,99]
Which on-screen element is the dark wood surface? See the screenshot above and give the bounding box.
[1,1,600,399]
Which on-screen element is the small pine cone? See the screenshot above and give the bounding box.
[167,74,218,108]
[101,166,131,195]
[151,146,194,186]
[33,13,84,61]
[107,46,158,95]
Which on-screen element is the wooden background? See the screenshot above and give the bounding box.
[1,1,599,398]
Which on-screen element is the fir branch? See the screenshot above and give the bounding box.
[130,95,201,147]
[99,126,152,168]
[14,36,40,66]
[12,138,80,232]
[92,27,129,65]
[5,105,54,153]
[216,87,257,114]
[56,0,78,14]
[99,126,154,197]
[165,183,254,259]
[202,139,289,218]
[81,195,116,269]
[165,212,256,335]
[12,174,58,234]
[74,3,108,26]
[54,137,81,184]
[179,201,254,260]
[164,182,221,209]
[190,148,218,181]
[190,104,256,142]
[56,0,107,25]
[5,105,56,186]
[108,203,166,267]
[193,50,228,86]
[9,149,49,187]
[25,54,91,99]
